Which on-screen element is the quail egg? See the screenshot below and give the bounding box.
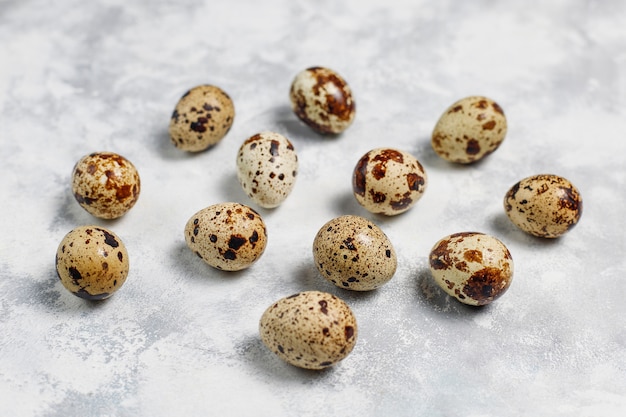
[431,96,507,164]
[259,291,358,370]
[236,131,298,208]
[289,66,355,135]
[184,202,267,271]
[169,84,235,152]
[504,174,582,238]
[55,225,129,300]
[72,152,141,219]
[313,215,397,291]
[429,232,513,306]
[352,148,427,215]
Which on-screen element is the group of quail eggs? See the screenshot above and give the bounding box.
[55,66,583,371]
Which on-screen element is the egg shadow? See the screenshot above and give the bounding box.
[154,127,223,161]
[414,263,489,317]
[490,212,562,250]
[236,334,336,382]
[271,105,345,144]
[169,241,248,284]
[219,171,252,204]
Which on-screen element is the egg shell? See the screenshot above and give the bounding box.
[72,152,141,219]
[313,215,397,291]
[352,148,427,216]
[55,225,129,300]
[184,202,267,271]
[431,96,507,164]
[259,291,358,370]
[168,85,235,152]
[504,174,583,238]
[289,66,355,135]
[236,131,298,209]
[429,232,513,306]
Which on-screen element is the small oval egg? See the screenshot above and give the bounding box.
[289,66,355,135]
[236,131,298,209]
[313,215,397,291]
[72,152,141,219]
[55,225,129,300]
[259,291,358,370]
[168,84,235,152]
[184,202,267,271]
[429,232,513,306]
[352,148,427,216]
[431,96,507,164]
[504,174,583,238]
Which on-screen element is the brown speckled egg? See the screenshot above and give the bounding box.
[72,152,141,219]
[289,67,355,135]
[313,215,397,291]
[236,131,298,209]
[431,96,507,164]
[169,85,235,152]
[352,148,427,216]
[184,202,267,271]
[429,232,513,306]
[55,225,129,300]
[504,174,583,238]
[259,291,358,370]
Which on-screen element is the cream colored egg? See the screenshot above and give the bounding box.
[72,152,141,219]
[259,291,358,370]
[289,67,355,135]
[504,174,583,238]
[313,215,397,291]
[184,202,267,271]
[352,148,427,216]
[236,131,298,209]
[429,232,513,306]
[55,225,129,300]
[431,96,507,164]
[169,85,235,152]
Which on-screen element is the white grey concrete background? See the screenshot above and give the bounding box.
[1,0,625,415]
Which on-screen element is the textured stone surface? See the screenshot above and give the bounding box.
[1,0,625,416]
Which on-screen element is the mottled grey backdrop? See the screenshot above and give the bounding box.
[1,0,625,416]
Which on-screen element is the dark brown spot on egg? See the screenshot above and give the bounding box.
[319,300,328,315]
[370,190,386,203]
[68,267,82,284]
[463,267,508,305]
[223,249,236,260]
[492,102,504,115]
[345,326,355,340]
[97,228,119,248]
[482,120,496,130]
[353,154,369,196]
[407,173,425,191]
[228,235,247,250]
[466,139,480,155]
[430,239,453,270]
[449,105,463,113]
[270,140,280,156]
[463,249,483,263]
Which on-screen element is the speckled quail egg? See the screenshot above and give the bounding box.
[236,131,298,209]
[259,291,358,370]
[55,225,129,300]
[352,148,427,216]
[313,215,397,291]
[169,85,235,152]
[504,174,583,238]
[289,66,355,135]
[431,96,507,164]
[72,152,141,219]
[184,202,267,271]
[429,232,513,306]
